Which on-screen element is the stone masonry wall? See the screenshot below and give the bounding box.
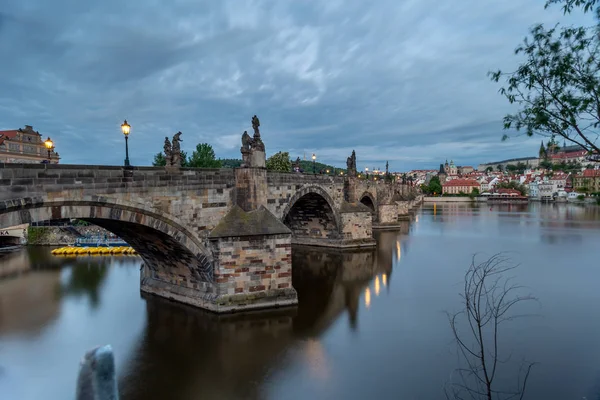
[208,233,297,311]
[377,204,399,225]
[0,164,235,240]
[265,173,345,219]
[341,211,373,241]
[212,234,292,295]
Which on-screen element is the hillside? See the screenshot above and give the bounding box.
[218,157,345,174]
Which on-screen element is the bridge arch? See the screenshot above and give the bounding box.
[0,196,214,283]
[282,185,341,242]
[359,191,377,223]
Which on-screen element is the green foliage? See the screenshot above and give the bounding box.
[153,152,166,166]
[540,159,554,169]
[220,159,243,168]
[27,227,50,244]
[266,151,292,172]
[469,187,480,198]
[485,166,493,173]
[297,159,345,175]
[496,164,504,172]
[545,0,599,15]
[505,162,529,174]
[188,143,222,168]
[577,194,586,200]
[152,151,189,167]
[422,176,442,195]
[490,21,600,154]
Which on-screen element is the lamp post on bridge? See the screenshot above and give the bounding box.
[121,120,131,167]
[312,153,316,174]
[365,167,369,180]
[44,137,54,163]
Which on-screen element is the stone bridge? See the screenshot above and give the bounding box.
[0,160,420,313]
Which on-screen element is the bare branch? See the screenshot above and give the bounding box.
[446,254,538,399]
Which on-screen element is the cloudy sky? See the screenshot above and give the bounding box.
[0,0,593,171]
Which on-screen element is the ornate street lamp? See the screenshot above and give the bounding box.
[44,137,54,163]
[121,120,131,167]
[365,167,369,180]
[312,153,316,174]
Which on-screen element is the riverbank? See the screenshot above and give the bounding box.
[423,196,473,203]
[26,226,113,246]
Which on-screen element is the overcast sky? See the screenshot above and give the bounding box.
[0,0,593,171]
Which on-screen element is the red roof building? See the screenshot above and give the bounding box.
[442,178,480,195]
[0,125,60,164]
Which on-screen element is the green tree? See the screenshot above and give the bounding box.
[266,151,292,172]
[490,18,600,155]
[153,153,167,166]
[485,166,493,173]
[545,0,598,14]
[220,159,243,168]
[188,143,222,168]
[152,151,189,167]
[425,176,443,195]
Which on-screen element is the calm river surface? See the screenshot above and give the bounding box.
[1,203,600,399]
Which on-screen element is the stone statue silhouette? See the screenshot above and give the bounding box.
[240,131,253,167]
[163,137,172,163]
[250,115,265,151]
[171,131,183,167]
[252,115,260,138]
[346,150,357,177]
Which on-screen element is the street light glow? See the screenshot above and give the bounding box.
[312,153,316,161]
[44,137,54,150]
[121,120,131,136]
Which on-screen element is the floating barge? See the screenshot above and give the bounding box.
[51,236,137,256]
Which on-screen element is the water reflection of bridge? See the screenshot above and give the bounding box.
[119,224,411,400]
[0,248,114,337]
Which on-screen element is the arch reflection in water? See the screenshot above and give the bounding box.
[121,295,297,400]
[0,248,114,337]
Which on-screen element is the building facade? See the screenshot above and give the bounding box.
[0,125,60,164]
[442,178,480,195]
[573,169,600,192]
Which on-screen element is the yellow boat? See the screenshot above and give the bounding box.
[50,244,137,257]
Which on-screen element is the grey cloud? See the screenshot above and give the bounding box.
[0,0,594,169]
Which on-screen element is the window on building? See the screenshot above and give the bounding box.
[23,145,37,154]
[8,143,20,152]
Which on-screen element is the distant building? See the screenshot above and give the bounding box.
[477,157,539,172]
[458,166,474,175]
[0,125,60,164]
[437,163,447,183]
[573,169,600,192]
[442,178,480,195]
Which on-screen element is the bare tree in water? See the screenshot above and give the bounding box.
[445,254,537,400]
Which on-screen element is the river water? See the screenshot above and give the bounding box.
[1,203,600,399]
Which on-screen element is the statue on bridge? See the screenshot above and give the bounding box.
[240,115,266,167]
[252,115,260,138]
[346,150,357,177]
[163,132,183,167]
[163,137,172,163]
[171,132,183,167]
